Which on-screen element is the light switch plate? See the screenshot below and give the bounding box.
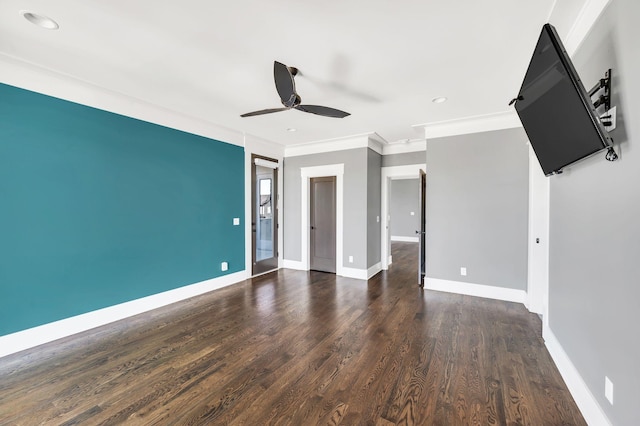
[221,262,228,271]
[460,267,467,276]
[233,218,240,226]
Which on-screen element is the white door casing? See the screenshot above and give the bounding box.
[527,145,550,325]
[300,164,344,275]
[381,164,426,270]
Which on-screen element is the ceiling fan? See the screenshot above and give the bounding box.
[241,61,350,118]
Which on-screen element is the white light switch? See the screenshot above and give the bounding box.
[221,262,228,271]
[410,212,415,216]
[349,256,354,263]
[376,216,380,222]
[460,267,467,276]
[233,218,240,225]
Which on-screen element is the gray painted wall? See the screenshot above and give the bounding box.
[390,179,420,238]
[367,149,382,268]
[382,151,427,167]
[425,128,529,290]
[548,1,639,424]
[283,148,368,269]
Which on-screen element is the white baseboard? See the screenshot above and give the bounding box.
[390,236,419,243]
[282,259,306,270]
[367,262,382,279]
[425,278,526,304]
[250,268,279,279]
[340,266,368,280]
[543,325,612,426]
[282,259,379,281]
[0,270,247,359]
[382,255,392,270]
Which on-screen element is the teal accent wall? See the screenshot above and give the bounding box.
[0,83,244,336]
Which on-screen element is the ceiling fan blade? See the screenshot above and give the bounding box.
[295,104,350,118]
[240,107,289,117]
[274,61,297,107]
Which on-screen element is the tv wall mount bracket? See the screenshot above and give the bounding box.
[589,68,612,112]
[589,69,618,161]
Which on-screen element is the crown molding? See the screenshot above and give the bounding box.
[0,53,245,147]
[244,133,285,158]
[284,132,385,157]
[415,111,522,140]
[563,0,612,56]
[382,139,427,155]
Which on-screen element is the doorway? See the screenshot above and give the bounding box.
[418,169,426,286]
[310,176,337,273]
[300,163,344,275]
[252,155,279,275]
[381,164,427,270]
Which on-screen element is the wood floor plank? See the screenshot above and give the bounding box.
[0,243,585,425]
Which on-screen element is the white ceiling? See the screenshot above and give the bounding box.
[0,0,590,147]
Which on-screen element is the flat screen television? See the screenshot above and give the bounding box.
[513,23,613,176]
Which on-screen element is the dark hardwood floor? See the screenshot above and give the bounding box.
[0,243,585,425]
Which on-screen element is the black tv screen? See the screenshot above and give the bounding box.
[514,24,612,176]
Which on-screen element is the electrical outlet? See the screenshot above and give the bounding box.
[605,376,614,404]
[349,256,354,263]
[460,267,467,276]
[376,216,380,223]
[221,262,228,272]
[410,211,415,216]
[233,218,240,225]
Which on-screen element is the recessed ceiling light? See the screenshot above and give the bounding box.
[432,97,448,104]
[287,128,297,132]
[20,11,59,30]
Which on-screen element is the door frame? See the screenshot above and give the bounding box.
[309,176,337,273]
[251,154,279,276]
[418,169,426,286]
[381,163,426,270]
[300,164,344,275]
[526,145,550,325]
